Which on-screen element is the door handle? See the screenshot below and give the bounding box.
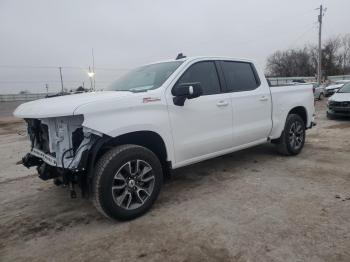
[259,96,269,101]
[216,100,229,107]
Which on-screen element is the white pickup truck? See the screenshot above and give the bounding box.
[14,56,315,220]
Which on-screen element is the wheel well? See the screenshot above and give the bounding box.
[98,131,168,165]
[288,106,307,126]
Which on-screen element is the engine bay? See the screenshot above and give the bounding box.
[24,115,101,171]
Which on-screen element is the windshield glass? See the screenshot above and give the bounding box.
[107,61,183,92]
[338,82,350,93]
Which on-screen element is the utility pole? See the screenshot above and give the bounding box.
[92,48,96,91]
[45,83,49,95]
[317,5,325,85]
[59,67,64,94]
[88,66,93,91]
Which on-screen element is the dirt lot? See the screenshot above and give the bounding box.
[0,100,349,262]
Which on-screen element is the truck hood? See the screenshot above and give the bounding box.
[329,92,350,102]
[13,91,132,118]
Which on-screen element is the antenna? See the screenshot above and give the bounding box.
[176,53,186,60]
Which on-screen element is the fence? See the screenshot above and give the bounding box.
[0,93,56,102]
[267,75,350,86]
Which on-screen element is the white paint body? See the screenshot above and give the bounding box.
[14,57,315,169]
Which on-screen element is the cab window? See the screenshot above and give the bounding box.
[221,61,260,92]
[177,61,221,95]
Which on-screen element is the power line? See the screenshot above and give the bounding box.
[0,65,130,71]
[287,23,318,49]
[92,67,130,71]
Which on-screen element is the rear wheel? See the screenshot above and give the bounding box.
[276,114,305,156]
[92,144,163,220]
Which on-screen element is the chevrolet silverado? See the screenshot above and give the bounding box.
[14,56,315,220]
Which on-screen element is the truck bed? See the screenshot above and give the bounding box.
[269,84,314,139]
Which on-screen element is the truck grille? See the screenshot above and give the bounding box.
[332,101,350,108]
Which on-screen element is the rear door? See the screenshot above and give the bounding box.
[219,61,272,146]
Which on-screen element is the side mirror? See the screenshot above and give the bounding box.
[172,82,203,106]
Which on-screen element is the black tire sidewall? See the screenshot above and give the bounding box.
[327,111,334,119]
[284,114,305,155]
[96,146,163,220]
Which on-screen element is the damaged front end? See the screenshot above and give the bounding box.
[21,115,102,197]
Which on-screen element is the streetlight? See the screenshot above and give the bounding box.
[88,66,95,91]
[87,71,95,78]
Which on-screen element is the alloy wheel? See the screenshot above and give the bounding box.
[111,159,155,210]
[289,121,304,150]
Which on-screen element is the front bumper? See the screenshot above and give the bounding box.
[30,148,57,166]
[327,109,350,117]
[327,103,350,117]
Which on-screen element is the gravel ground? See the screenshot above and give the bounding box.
[0,99,349,262]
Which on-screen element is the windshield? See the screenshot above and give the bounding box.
[338,82,350,93]
[107,61,183,92]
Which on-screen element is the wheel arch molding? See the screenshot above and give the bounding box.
[86,130,171,179]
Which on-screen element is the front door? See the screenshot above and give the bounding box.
[166,61,233,166]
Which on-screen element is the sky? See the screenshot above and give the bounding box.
[0,0,350,94]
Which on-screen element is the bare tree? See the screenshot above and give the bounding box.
[341,34,350,74]
[266,35,350,77]
[266,48,314,77]
[322,37,342,76]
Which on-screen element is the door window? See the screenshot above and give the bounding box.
[221,61,260,92]
[177,61,221,95]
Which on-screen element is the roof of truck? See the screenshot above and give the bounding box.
[148,56,255,65]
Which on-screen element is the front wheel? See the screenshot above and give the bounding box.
[92,144,163,220]
[326,111,335,120]
[276,114,305,156]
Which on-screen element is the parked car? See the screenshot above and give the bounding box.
[327,82,350,118]
[13,56,315,220]
[292,79,306,84]
[325,80,350,96]
[312,83,325,100]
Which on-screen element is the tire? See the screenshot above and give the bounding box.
[92,144,163,220]
[326,111,335,120]
[276,114,306,156]
[319,93,324,100]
